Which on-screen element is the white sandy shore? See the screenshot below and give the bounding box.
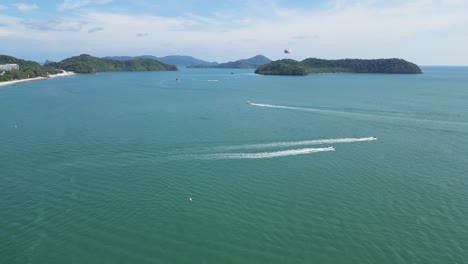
[0,70,75,87]
[47,70,75,78]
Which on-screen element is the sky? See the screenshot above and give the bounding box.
[1,0,468,65]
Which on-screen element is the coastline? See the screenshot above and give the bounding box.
[0,70,75,87]
[47,70,75,79]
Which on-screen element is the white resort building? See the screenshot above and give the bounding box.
[0,64,19,71]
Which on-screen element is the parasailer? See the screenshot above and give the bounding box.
[284,48,292,54]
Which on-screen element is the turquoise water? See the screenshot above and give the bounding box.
[1,67,467,263]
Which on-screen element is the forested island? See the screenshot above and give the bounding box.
[188,55,271,69]
[45,54,178,74]
[255,58,423,75]
[0,55,61,82]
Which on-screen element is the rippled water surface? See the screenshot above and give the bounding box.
[1,67,467,263]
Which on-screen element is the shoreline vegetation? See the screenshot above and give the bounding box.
[1,54,64,83]
[0,70,75,87]
[255,58,423,75]
[0,53,178,85]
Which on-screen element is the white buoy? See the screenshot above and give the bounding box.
[189,197,192,202]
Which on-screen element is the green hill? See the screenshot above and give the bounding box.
[252,59,308,75]
[188,55,271,69]
[255,58,422,75]
[0,55,61,82]
[46,54,178,73]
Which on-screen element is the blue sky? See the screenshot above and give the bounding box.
[1,0,467,65]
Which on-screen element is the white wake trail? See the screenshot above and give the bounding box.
[214,137,377,151]
[194,147,335,160]
[249,102,353,115]
[248,101,468,132]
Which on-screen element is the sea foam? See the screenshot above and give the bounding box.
[213,137,377,151]
[194,147,335,160]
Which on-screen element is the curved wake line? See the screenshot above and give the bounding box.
[248,102,468,130]
[193,147,335,160]
[213,137,377,151]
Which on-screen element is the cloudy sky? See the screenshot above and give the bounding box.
[0,0,467,65]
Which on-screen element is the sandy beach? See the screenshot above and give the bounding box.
[0,70,75,87]
[47,70,75,78]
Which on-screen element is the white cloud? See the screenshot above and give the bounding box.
[12,3,38,12]
[22,19,86,31]
[0,28,12,37]
[0,14,22,37]
[88,27,104,33]
[57,0,112,11]
[185,13,222,27]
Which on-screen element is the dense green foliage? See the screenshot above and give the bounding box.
[302,58,422,74]
[46,54,178,74]
[255,58,423,75]
[188,55,271,69]
[0,55,61,82]
[253,59,309,75]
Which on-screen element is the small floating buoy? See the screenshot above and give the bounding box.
[189,197,192,202]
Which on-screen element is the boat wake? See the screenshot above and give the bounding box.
[179,136,378,161]
[248,102,370,116]
[192,147,335,160]
[212,137,377,151]
[247,101,468,131]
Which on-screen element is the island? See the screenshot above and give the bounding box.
[188,55,271,69]
[255,58,423,75]
[45,54,178,74]
[0,55,62,83]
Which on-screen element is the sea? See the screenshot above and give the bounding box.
[1,67,467,264]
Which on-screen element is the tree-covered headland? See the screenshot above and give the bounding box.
[0,55,61,82]
[255,58,423,75]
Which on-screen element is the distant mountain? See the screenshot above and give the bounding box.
[188,55,271,69]
[46,54,177,74]
[255,58,423,75]
[157,55,217,67]
[103,55,216,67]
